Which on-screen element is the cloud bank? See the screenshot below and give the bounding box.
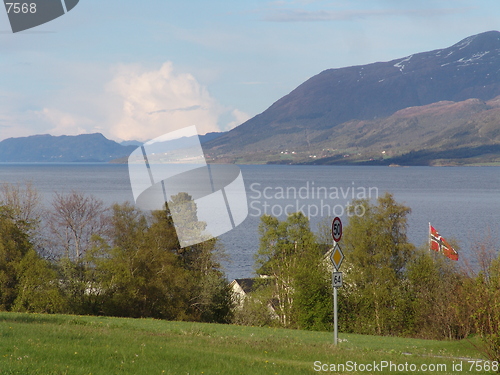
[107,62,233,141]
[0,62,249,142]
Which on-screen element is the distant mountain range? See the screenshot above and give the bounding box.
[120,132,223,148]
[0,131,227,163]
[205,30,500,165]
[0,133,136,162]
[3,31,500,166]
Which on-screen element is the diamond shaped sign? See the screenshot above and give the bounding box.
[330,243,344,271]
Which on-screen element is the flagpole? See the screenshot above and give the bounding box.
[428,222,431,252]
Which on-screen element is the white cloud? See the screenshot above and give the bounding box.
[35,108,96,136]
[0,61,251,142]
[226,109,251,130]
[0,120,33,140]
[106,62,228,141]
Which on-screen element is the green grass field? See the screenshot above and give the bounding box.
[0,312,496,374]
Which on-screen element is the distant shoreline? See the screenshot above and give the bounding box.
[0,160,499,167]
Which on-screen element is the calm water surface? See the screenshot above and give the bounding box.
[0,163,498,281]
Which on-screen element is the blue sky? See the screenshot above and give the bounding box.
[0,0,499,141]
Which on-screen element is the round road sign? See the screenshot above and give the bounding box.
[332,217,342,242]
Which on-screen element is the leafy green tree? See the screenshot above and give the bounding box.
[189,254,233,324]
[294,258,332,331]
[86,203,187,319]
[164,193,232,323]
[232,285,276,327]
[342,193,415,335]
[0,207,33,310]
[160,196,233,323]
[465,239,500,361]
[483,254,500,362]
[255,212,330,329]
[57,256,98,315]
[406,247,466,339]
[109,201,150,251]
[85,199,232,323]
[13,249,66,313]
[0,203,64,314]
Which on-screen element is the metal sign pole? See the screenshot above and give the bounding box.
[334,277,338,345]
[330,217,343,347]
[333,239,338,346]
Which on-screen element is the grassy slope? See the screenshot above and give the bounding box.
[211,97,500,166]
[0,312,494,375]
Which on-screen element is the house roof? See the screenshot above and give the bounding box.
[233,278,256,294]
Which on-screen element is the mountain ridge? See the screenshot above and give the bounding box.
[0,131,228,163]
[305,95,500,166]
[0,133,137,162]
[205,30,500,165]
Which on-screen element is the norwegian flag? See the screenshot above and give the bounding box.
[429,224,459,261]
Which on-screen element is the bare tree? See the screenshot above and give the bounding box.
[48,191,110,260]
[0,182,42,233]
[461,228,498,282]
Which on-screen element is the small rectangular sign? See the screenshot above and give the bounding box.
[332,272,343,288]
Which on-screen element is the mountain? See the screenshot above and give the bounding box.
[205,31,500,164]
[199,131,226,144]
[120,131,225,148]
[308,96,500,165]
[0,133,137,162]
[120,140,143,147]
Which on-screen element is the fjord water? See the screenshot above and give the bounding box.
[0,163,498,281]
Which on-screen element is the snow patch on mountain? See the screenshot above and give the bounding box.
[455,35,478,50]
[394,55,413,72]
[456,51,491,66]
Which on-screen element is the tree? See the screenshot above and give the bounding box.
[0,187,66,314]
[48,191,110,260]
[85,199,232,323]
[406,247,466,339]
[0,182,42,235]
[13,249,66,314]
[0,207,33,310]
[154,197,233,323]
[342,193,415,335]
[84,202,186,319]
[255,212,330,329]
[482,254,500,362]
[232,285,276,327]
[463,236,500,361]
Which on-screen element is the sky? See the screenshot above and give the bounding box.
[0,0,500,142]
